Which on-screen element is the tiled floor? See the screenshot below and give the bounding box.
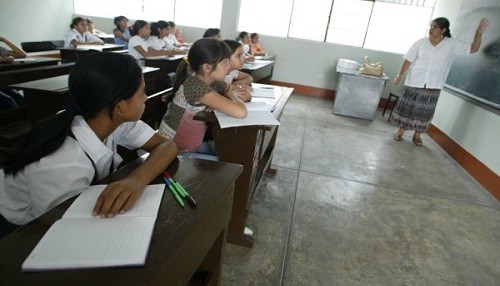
[221,94,500,286]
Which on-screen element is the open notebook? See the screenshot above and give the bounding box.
[22,184,164,271]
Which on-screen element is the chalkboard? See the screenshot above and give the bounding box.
[445,0,500,110]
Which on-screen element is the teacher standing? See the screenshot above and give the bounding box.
[391,17,489,146]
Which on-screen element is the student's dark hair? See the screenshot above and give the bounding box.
[166,39,231,102]
[223,39,242,53]
[250,33,259,40]
[1,53,142,175]
[166,21,176,28]
[114,16,129,31]
[131,20,148,36]
[433,17,452,38]
[203,28,221,39]
[150,20,169,37]
[237,31,249,41]
[70,17,85,29]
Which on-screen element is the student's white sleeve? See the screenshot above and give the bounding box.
[26,163,94,219]
[85,32,104,44]
[115,121,156,150]
[64,31,78,48]
[454,38,471,55]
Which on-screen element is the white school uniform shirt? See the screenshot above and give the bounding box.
[164,34,178,49]
[64,29,104,48]
[0,116,154,225]
[404,37,470,89]
[224,70,240,85]
[147,35,166,51]
[128,35,150,60]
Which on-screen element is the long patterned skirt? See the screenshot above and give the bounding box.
[390,86,441,133]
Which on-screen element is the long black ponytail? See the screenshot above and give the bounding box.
[1,52,142,175]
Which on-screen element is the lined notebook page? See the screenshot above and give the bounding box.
[22,184,164,271]
[22,217,155,271]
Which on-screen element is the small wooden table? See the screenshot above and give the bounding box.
[195,84,293,247]
[59,44,126,63]
[242,59,275,84]
[0,157,242,285]
[10,67,161,120]
[144,55,185,89]
[0,57,60,73]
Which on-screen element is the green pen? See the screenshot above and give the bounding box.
[164,178,184,207]
[172,180,197,208]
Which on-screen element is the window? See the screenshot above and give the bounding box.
[237,0,294,37]
[73,0,220,28]
[174,0,223,28]
[238,0,436,54]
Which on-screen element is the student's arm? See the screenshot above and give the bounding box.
[113,29,129,42]
[134,45,174,57]
[0,37,27,58]
[93,135,178,217]
[394,60,411,85]
[232,71,253,85]
[199,90,247,118]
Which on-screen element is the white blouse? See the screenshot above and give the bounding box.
[404,37,470,89]
[0,116,154,225]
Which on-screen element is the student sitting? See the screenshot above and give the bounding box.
[113,16,131,49]
[128,20,179,65]
[64,17,104,48]
[0,53,178,238]
[86,18,106,35]
[203,28,222,40]
[0,36,26,62]
[0,37,26,111]
[148,21,186,57]
[236,31,254,62]
[164,21,190,49]
[222,40,253,102]
[250,33,266,56]
[158,39,247,153]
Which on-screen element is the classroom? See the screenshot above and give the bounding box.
[0,0,499,285]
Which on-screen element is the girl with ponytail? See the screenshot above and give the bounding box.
[0,52,178,235]
[159,38,247,153]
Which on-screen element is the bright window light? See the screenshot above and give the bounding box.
[288,0,332,41]
[238,0,294,37]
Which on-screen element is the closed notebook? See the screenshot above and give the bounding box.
[22,184,164,271]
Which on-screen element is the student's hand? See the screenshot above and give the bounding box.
[476,18,489,35]
[92,178,145,218]
[0,56,14,63]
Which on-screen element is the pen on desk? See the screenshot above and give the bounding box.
[163,177,184,208]
[173,180,197,208]
[163,171,198,207]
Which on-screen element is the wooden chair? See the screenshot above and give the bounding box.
[382,92,399,120]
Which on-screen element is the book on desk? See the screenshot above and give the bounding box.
[22,184,164,271]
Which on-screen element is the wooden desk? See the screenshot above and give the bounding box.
[0,157,242,285]
[195,85,293,247]
[144,55,184,89]
[0,57,60,73]
[242,59,275,84]
[59,44,125,63]
[10,67,161,120]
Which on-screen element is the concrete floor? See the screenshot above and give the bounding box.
[221,94,500,286]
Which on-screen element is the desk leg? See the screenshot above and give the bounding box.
[216,128,262,248]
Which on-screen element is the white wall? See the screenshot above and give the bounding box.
[1,0,73,46]
[1,0,498,174]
